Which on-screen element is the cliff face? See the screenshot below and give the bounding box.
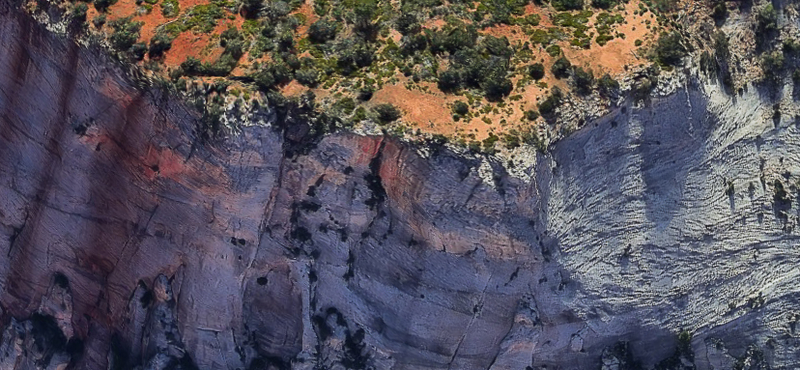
[1,2,799,370]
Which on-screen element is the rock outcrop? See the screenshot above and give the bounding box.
[1,1,800,369]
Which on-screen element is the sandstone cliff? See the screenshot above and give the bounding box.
[0,1,799,369]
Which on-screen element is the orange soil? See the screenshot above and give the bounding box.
[562,0,654,76]
[280,80,308,97]
[97,0,244,68]
[372,77,459,133]
[85,0,662,143]
[293,1,319,38]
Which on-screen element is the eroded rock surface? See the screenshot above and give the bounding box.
[1,1,800,369]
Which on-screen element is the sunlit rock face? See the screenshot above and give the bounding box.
[1,1,799,369]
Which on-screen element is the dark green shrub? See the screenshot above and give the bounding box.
[551,56,571,79]
[203,54,239,76]
[240,0,263,18]
[220,27,245,59]
[481,35,513,59]
[545,44,562,57]
[373,103,402,123]
[482,133,499,152]
[275,29,294,51]
[251,69,278,90]
[481,68,513,100]
[438,69,462,91]
[713,31,729,61]
[524,109,539,120]
[352,106,367,122]
[428,24,478,54]
[270,62,293,84]
[596,34,614,46]
[761,50,785,79]
[263,0,291,21]
[109,17,143,51]
[452,101,469,115]
[598,73,619,96]
[401,34,428,55]
[295,68,319,86]
[551,0,583,11]
[94,0,117,12]
[282,53,300,70]
[70,3,88,23]
[591,0,614,9]
[529,63,545,80]
[337,38,374,75]
[358,87,374,101]
[756,4,777,32]
[149,32,173,58]
[396,13,420,35]
[161,0,179,18]
[503,134,521,149]
[711,1,727,22]
[180,56,203,75]
[335,97,356,114]
[655,31,686,66]
[308,19,337,43]
[572,66,594,95]
[92,14,106,28]
[350,0,379,38]
[633,77,655,101]
[538,87,563,116]
[130,43,147,60]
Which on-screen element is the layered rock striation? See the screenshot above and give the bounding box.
[1,1,800,369]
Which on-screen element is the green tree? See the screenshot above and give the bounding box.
[572,67,594,95]
[438,69,461,91]
[538,87,563,116]
[591,0,614,9]
[756,4,777,32]
[655,32,686,66]
[481,67,513,100]
[351,0,379,39]
[130,43,147,60]
[452,101,469,115]
[295,68,320,86]
[240,0,262,18]
[551,56,571,79]
[529,63,545,80]
[308,19,338,43]
[598,73,619,96]
[109,17,143,52]
[149,32,173,58]
[94,0,117,12]
[396,13,420,35]
[161,0,179,17]
[373,103,402,123]
[551,0,583,11]
[70,3,88,23]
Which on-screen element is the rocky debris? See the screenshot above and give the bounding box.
[488,295,541,370]
[601,342,642,370]
[701,338,737,370]
[732,345,771,370]
[0,316,72,370]
[0,274,78,370]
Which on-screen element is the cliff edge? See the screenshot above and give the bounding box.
[1,0,800,369]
